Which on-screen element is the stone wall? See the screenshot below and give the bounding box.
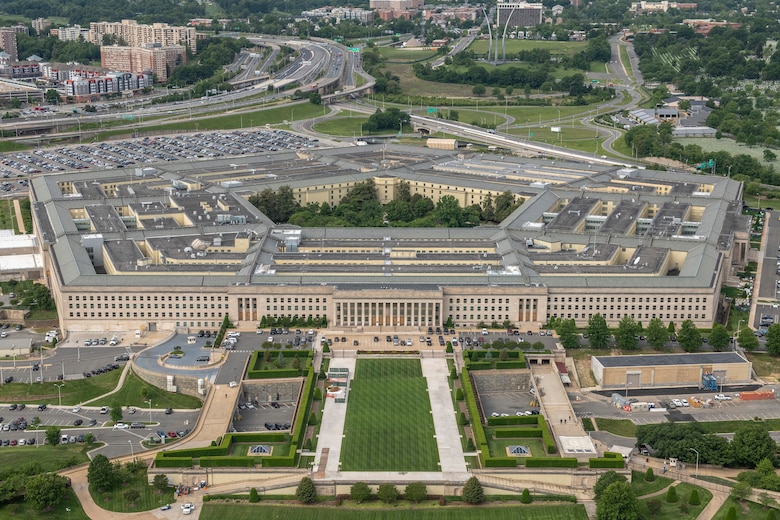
[131,363,208,401]
[241,379,303,404]
[471,370,532,393]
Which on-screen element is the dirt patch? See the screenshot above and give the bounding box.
[573,356,596,388]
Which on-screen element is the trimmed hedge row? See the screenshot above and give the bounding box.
[154,457,193,468]
[495,361,526,369]
[465,350,524,361]
[484,457,518,467]
[589,457,626,468]
[538,416,556,454]
[525,457,578,468]
[495,428,542,438]
[248,350,313,379]
[225,432,288,443]
[461,369,487,448]
[201,456,255,467]
[488,415,538,426]
[157,446,227,459]
[465,361,491,370]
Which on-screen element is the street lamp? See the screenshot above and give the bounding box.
[11,345,14,368]
[735,319,745,350]
[689,447,699,477]
[54,383,65,407]
[76,340,80,363]
[625,381,632,399]
[128,439,134,458]
[147,398,152,424]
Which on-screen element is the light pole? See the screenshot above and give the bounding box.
[689,447,699,476]
[625,381,632,399]
[147,398,152,424]
[66,507,71,520]
[11,346,14,368]
[76,340,80,363]
[55,383,64,407]
[128,439,134,458]
[735,319,745,350]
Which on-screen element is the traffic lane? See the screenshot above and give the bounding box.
[757,210,780,302]
[134,334,220,380]
[215,350,250,385]
[0,406,199,430]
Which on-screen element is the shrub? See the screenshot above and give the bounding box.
[446,343,453,353]
[313,387,322,400]
[725,507,736,520]
[466,437,475,451]
[666,485,678,503]
[462,476,484,504]
[647,498,662,516]
[309,412,318,426]
[351,482,371,503]
[521,488,531,504]
[688,489,700,506]
[322,344,330,353]
[405,482,427,503]
[458,412,469,426]
[249,487,259,503]
[455,388,464,401]
[645,467,655,482]
[296,477,317,503]
[377,483,399,504]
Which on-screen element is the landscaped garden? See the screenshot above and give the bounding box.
[340,359,440,471]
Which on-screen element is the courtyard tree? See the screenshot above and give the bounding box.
[152,474,169,493]
[295,476,317,503]
[597,481,639,520]
[44,426,61,446]
[462,476,485,504]
[555,318,580,349]
[377,483,399,504]
[594,471,627,500]
[646,318,669,351]
[25,473,69,510]
[733,424,776,468]
[87,454,115,491]
[404,482,427,503]
[615,315,639,351]
[765,323,780,356]
[708,324,731,352]
[677,320,702,353]
[110,403,123,423]
[737,326,759,352]
[351,482,371,503]
[587,314,610,349]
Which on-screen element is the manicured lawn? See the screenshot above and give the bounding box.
[340,359,440,471]
[0,369,121,406]
[712,497,770,519]
[312,117,370,136]
[695,475,736,488]
[0,199,20,231]
[594,418,637,438]
[0,488,88,520]
[89,371,202,409]
[0,140,30,152]
[0,443,92,472]
[377,47,438,62]
[91,463,173,512]
[745,352,780,380]
[618,45,633,81]
[201,504,589,520]
[467,39,587,57]
[638,483,711,519]
[486,434,547,460]
[631,470,673,497]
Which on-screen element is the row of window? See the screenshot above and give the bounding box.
[454,315,510,322]
[550,296,706,304]
[69,312,224,319]
[266,298,327,303]
[69,295,226,302]
[70,303,225,310]
[552,313,704,321]
[551,305,706,312]
[451,306,506,312]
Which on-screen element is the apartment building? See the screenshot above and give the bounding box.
[89,20,196,54]
[100,44,186,82]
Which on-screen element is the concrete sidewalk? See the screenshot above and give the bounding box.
[421,357,468,475]
[314,356,356,477]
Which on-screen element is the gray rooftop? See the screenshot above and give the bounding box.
[594,352,747,368]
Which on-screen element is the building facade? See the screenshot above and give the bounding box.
[89,20,196,54]
[100,44,185,82]
[496,1,544,27]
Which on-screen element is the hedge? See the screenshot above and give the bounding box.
[154,456,193,468]
[226,432,288,443]
[538,416,556,454]
[464,361,491,370]
[248,350,313,379]
[260,456,296,467]
[495,428,542,438]
[461,369,487,448]
[484,457,518,467]
[589,457,625,468]
[248,369,304,379]
[603,452,622,459]
[488,416,538,426]
[495,361,526,369]
[525,457,578,468]
[201,456,256,467]
[157,446,228,458]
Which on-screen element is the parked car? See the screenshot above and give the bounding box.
[671,399,683,407]
[714,394,732,401]
[681,399,690,407]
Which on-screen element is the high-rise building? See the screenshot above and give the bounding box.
[100,44,186,82]
[496,1,544,27]
[89,20,196,54]
[32,18,52,35]
[0,29,18,62]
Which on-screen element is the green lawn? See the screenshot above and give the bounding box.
[467,39,587,57]
[0,443,92,473]
[0,488,88,520]
[377,47,438,62]
[90,463,173,512]
[201,504,589,520]
[618,45,633,81]
[486,436,547,461]
[631,470,674,497]
[638,483,711,519]
[312,116,369,136]
[745,352,780,380]
[712,498,770,519]
[0,369,121,406]
[340,359,440,471]
[594,418,637,438]
[89,371,202,409]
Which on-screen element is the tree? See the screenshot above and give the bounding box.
[44,89,60,104]
[647,498,662,516]
[462,476,484,504]
[688,489,700,505]
[666,485,678,503]
[87,454,115,491]
[646,318,669,351]
[596,481,639,520]
[521,488,532,503]
[764,149,777,162]
[25,473,69,510]
[404,482,427,503]
[249,487,260,503]
[377,483,398,504]
[124,489,140,505]
[615,316,639,351]
[587,314,610,349]
[556,319,580,349]
[738,326,759,351]
[351,482,371,503]
[733,424,776,468]
[677,320,702,353]
[594,471,627,500]
[730,481,752,502]
[708,324,731,352]
[472,84,486,96]
[308,92,322,105]
[152,474,169,493]
[44,426,61,446]
[110,403,123,423]
[434,195,466,227]
[765,323,780,356]
[295,477,317,503]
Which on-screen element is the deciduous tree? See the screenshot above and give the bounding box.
[587,314,610,349]
[677,320,702,353]
[596,481,638,520]
[377,483,398,504]
[404,482,427,503]
[351,482,371,503]
[646,318,669,351]
[708,324,731,352]
[25,473,68,510]
[733,424,776,468]
[615,316,639,351]
[87,454,115,491]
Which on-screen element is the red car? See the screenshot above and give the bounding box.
[166,432,177,438]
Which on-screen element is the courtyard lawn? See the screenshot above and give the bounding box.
[486,436,547,460]
[594,418,637,438]
[340,359,440,471]
[638,483,711,519]
[631,470,673,497]
[712,498,769,519]
[89,371,202,409]
[201,504,589,520]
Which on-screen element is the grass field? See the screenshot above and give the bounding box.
[467,40,587,57]
[712,497,769,519]
[618,45,633,81]
[0,443,92,473]
[745,352,780,380]
[594,418,637,437]
[340,359,440,471]
[312,117,369,137]
[486,435,547,459]
[377,47,439,62]
[91,465,173,512]
[89,371,202,409]
[0,488,88,520]
[0,369,121,406]
[638,483,711,519]
[200,504,589,520]
[674,137,774,167]
[631,470,674,497]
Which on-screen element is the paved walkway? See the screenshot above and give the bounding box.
[315,356,356,476]
[421,357,468,475]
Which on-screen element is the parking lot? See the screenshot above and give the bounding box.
[0,130,320,178]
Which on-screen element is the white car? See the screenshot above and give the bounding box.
[714,394,732,401]
[113,422,129,429]
[72,406,81,413]
[182,503,194,515]
[681,399,690,407]
[671,399,683,407]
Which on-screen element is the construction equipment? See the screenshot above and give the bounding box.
[701,373,717,391]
